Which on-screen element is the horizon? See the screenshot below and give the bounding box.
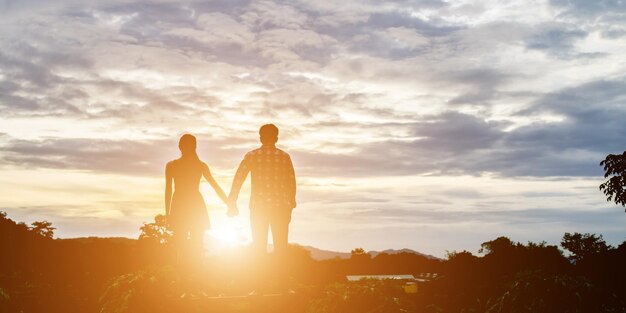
[2,0,626,258]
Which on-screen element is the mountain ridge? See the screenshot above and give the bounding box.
[61,237,441,260]
[298,245,441,261]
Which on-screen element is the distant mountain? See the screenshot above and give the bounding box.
[55,238,441,261]
[58,237,136,245]
[297,245,441,261]
[297,245,352,260]
[368,248,440,260]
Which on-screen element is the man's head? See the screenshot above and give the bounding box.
[259,124,279,145]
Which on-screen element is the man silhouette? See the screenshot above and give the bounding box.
[228,124,296,254]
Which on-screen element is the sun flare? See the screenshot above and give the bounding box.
[206,218,250,253]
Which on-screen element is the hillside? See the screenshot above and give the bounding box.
[298,245,441,261]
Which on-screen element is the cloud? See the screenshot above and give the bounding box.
[3,73,625,179]
[550,0,626,19]
[297,73,626,177]
[446,68,512,106]
[1,0,625,178]
[525,24,588,57]
[1,137,171,175]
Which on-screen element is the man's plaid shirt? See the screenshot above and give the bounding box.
[230,144,296,210]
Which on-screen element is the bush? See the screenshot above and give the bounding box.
[307,280,416,313]
[487,271,624,313]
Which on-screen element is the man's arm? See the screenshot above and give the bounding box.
[229,156,251,204]
[164,163,173,217]
[287,155,296,208]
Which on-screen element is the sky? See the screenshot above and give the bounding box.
[1,0,625,257]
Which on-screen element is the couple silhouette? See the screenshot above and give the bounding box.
[164,124,296,259]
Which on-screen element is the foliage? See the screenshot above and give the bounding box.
[349,248,371,261]
[0,287,9,306]
[99,267,182,313]
[139,214,172,244]
[599,151,626,212]
[30,220,55,239]
[479,236,515,255]
[486,271,624,313]
[560,232,609,263]
[350,248,366,256]
[1,211,625,313]
[307,281,416,313]
[445,250,474,261]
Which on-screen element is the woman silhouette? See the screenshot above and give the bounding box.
[165,134,229,260]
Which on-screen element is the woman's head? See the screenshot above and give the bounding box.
[178,134,198,158]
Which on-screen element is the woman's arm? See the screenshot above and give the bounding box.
[202,164,229,205]
[164,163,173,217]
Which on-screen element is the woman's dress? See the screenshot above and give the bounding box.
[168,158,210,231]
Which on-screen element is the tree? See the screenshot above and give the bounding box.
[599,151,626,212]
[445,250,476,261]
[350,248,367,257]
[350,247,371,261]
[349,247,372,274]
[560,232,609,263]
[29,221,55,239]
[139,214,172,244]
[479,236,515,255]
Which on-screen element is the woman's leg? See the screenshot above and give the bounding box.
[171,229,188,266]
[188,228,205,266]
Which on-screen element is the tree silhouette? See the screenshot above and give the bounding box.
[561,232,609,263]
[29,221,55,239]
[138,214,172,244]
[478,236,514,255]
[350,248,367,257]
[599,151,626,212]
